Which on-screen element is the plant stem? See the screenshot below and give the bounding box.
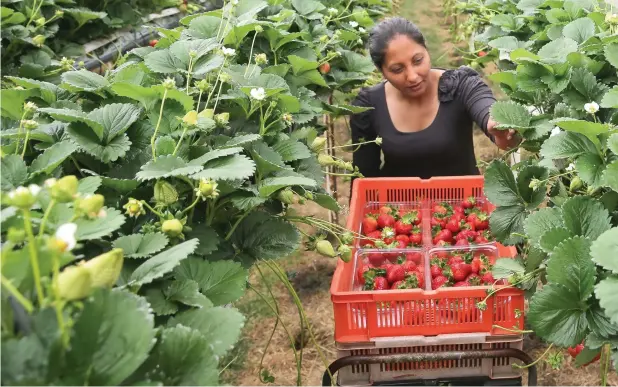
[1,275,34,313]
[601,344,610,386]
[215,0,228,40]
[23,211,45,305]
[244,32,258,77]
[212,77,225,112]
[259,104,265,135]
[512,344,553,369]
[491,325,534,334]
[20,128,32,158]
[151,89,169,158]
[181,196,201,216]
[173,126,189,156]
[205,58,227,109]
[141,200,165,218]
[196,89,203,111]
[38,199,56,237]
[14,110,27,156]
[186,57,194,94]
[225,210,251,240]
[51,251,69,348]
[26,0,43,27]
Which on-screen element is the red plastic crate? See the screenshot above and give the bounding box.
[330,176,525,343]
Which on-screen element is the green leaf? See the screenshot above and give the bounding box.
[601,87,618,109]
[88,103,142,141]
[137,155,204,181]
[545,8,570,23]
[271,139,311,161]
[111,83,158,109]
[38,108,105,140]
[585,306,618,339]
[144,49,184,73]
[489,101,531,128]
[595,276,618,326]
[0,88,38,120]
[78,176,101,195]
[488,36,521,51]
[607,134,618,155]
[136,326,218,385]
[321,103,373,116]
[603,160,618,192]
[144,288,178,316]
[575,153,605,187]
[604,43,618,69]
[340,50,375,73]
[190,154,256,181]
[62,289,155,386]
[185,224,220,256]
[62,7,106,26]
[258,176,317,197]
[1,155,28,190]
[492,258,525,279]
[223,133,262,148]
[113,233,170,258]
[29,141,78,176]
[562,196,611,240]
[61,70,109,92]
[547,237,596,295]
[517,165,548,207]
[555,120,609,148]
[540,131,598,160]
[167,307,245,357]
[574,345,603,367]
[489,204,527,245]
[188,147,244,166]
[311,192,340,212]
[528,283,589,347]
[155,136,176,156]
[291,0,325,15]
[524,207,564,246]
[231,211,300,260]
[249,141,287,176]
[590,228,618,273]
[67,127,132,163]
[288,55,319,74]
[562,17,595,44]
[174,259,247,305]
[163,279,211,308]
[538,37,579,64]
[484,160,522,206]
[128,239,199,286]
[6,76,60,105]
[75,208,125,240]
[540,227,572,253]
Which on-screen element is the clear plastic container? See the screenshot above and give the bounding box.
[355,201,424,249]
[352,247,426,292]
[426,244,500,289]
[426,198,496,247]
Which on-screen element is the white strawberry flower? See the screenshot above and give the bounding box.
[231,0,239,5]
[550,126,562,137]
[250,87,266,101]
[328,7,338,15]
[28,184,41,197]
[584,101,599,114]
[526,105,540,116]
[359,27,366,33]
[222,47,236,57]
[566,163,575,171]
[55,223,77,252]
[350,21,359,28]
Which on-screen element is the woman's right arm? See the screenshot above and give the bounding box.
[350,88,381,178]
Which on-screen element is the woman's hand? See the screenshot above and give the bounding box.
[487,118,522,150]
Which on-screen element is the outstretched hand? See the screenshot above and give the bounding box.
[487,118,521,151]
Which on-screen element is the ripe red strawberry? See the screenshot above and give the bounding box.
[455,238,469,246]
[366,252,385,267]
[448,255,464,265]
[433,229,453,244]
[430,264,442,278]
[394,220,412,235]
[451,263,472,282]
[481,271,495,285]
[402,261,417,273]
[386,265,406,284]
[473,213,489,231]
[395,240,407,249]
[462,196,476,209]
[457,229,477,241]
[453,281,469,287]
[410,271,424,288]
[433,203,450,216]
[377,213,395,229]
[432,275,449,289]
[406,252,422,264]
[478,51,487,57]
[372,276,389,290]
[446,217,461,233]
[362,216,378,234]
[431,217,446,229]
[466,273,482,286]
[435,240,451,248]
[149,39,159,47]
[409,229,422,246]
[381,227,395,244]
[475,235,489,244]
[407,210,422,225]
[379,205,395,215]
[391,280,404,289]
[470,257,482,274]
[567,343,601,366]
[395,234,410,244]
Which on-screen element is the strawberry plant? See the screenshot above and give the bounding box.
[449,0,618,376]
[0,0,390,384]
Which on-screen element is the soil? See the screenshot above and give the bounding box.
[220,0,618,385]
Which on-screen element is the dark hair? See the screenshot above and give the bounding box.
[368,17,426,69]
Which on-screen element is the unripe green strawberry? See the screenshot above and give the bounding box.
[8,185,40,209]
[154,180,178,205]
[32,35,46,47]
[215,112,229,126]
[56,265,93,301]
[7,227,26,244]
[338,244,352,262]
[77,194,105,218]
[318,154,336,166]
[316,240,336,257]
[569,176,583,192]
[82,248,124,288]
[182,110,198,126]
[277,188,296,204]
[197,178,218,199]
[162,219,183,237]
[50,175,78,203]
[198,108,214,119]
[310,136,327,153]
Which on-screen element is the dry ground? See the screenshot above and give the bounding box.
[220,0,618,385]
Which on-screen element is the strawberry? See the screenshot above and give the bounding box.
[433,203,450,216]
[394,220,412,235]
[446,217,461,233]
[462,196,476,209]
[433,229,453,244]
[481,271,495,285]
[409,229,422,246]
[451,263,472,282]
[372,276,389,290]
[432,275,449,289]
[357,264,371,285]
[478,51,487,57]
[455,239,469,246]
[402,261,417,273]
[386,264,406,284]
[381,227,395,244]
[475,235,489,244]
[391,280,404,289]
[149,39,159,47]
[319,62,331,74]
[453,281,469,287]
[567,343,602,366]
[407,210,422,225]
[430,263,443,278]
[435,240,451,247]
[379,205,396,215]
[395,240,407,249]
[366,252,385,267]
[406,252,422,264]
[377,214,395,229]
[410,271,425,288]
[466,273,482,286]
[431,217,446,229]
[362,215,378,234]
[448,255,464,265]
[395,234,410,244]
[473,213,489,231]
[471,254,489,274]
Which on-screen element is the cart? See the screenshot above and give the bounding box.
[326,176,536,386]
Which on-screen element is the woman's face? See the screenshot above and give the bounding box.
[381,34,431,98]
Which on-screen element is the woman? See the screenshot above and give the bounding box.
[350,17,520,179]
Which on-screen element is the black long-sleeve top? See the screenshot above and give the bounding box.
[350,66,496,179]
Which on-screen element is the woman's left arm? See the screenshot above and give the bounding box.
[461,72,522,151]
